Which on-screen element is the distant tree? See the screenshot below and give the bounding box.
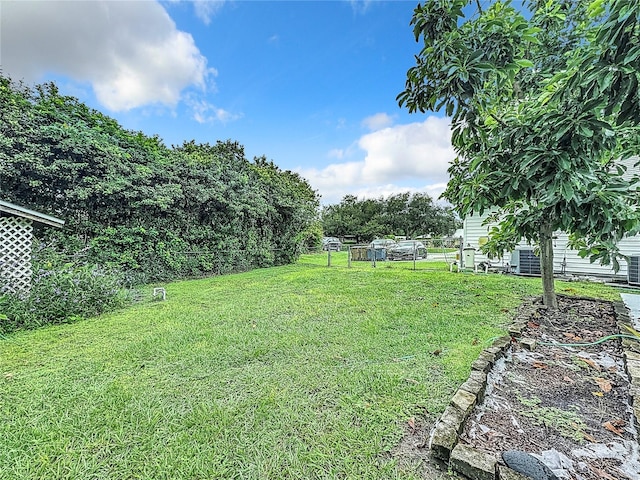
[321,192,459,241]
[398,0,640,308]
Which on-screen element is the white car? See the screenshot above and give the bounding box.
[387,240,427,260]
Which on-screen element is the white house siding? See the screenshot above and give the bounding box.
[462,155,640,278]
[463,211,640,279]
[463,211,506,267]
[552,233,640,279]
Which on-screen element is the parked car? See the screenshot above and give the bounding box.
[322,237,342,251]
[368,239,398,250]
[387,240,427,260]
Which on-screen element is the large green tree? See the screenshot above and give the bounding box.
[398,0,640,307]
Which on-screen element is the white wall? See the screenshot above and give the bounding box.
[463,213,640,279]
[462,156,640,277]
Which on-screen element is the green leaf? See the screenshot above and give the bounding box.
[561,182,574,201]
[515,59,534,68]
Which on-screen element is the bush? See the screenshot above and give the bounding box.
[0,249,129,334]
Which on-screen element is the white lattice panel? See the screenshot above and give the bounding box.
[0,217,33,294]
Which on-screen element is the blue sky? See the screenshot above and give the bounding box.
[1,0,455,204]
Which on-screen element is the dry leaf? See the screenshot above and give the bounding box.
[563,376,574,384]
[578,357,601,371]
[404,378,420,385]
[527,321,540,329]
[563,332,582,341]
[431,349,442,356]
[532,361,548,369]
[432,303,439,307]
[592,391,604,397]
[594,377,612,393]
[583,433,598,443]
[407,417,416,430]
[471,338,479,346]
[602,420,624,435]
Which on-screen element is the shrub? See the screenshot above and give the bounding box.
[0,248,129,334]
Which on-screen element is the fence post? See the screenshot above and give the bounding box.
[327,249,331,267]
[348,246,351,268]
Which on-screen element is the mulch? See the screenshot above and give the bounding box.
[460,296,639,480]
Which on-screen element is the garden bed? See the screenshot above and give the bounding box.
[423,296,640,479]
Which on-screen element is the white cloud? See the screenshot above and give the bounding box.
[297,116,455,204]
[1,1,213,112]
[358,116,453,182]
[193,0,227,25]
[328,149,346,160]
[362,113,395,131]
[188,97,242,124]
[349,0,373,14]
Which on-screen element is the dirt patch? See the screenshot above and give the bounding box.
[390,416,463,479]
[462,296,638,479]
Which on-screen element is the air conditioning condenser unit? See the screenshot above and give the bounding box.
[628,255,640,286]
[511,249,541,275]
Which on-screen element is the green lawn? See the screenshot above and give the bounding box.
[0,253,621,479]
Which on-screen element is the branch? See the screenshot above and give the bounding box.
[489,112,507,128]
[475,0,482,14]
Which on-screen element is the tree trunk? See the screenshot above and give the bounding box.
[539,222,558,309]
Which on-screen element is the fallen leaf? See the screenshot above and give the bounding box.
[578,357,601,371]
[603,420,625,435]
[527,321,540,328]
[563,376,575,384]
[532,361,548,369]
[594,377,612,393]
[592,391,604,397]
[471,338,479,346]
[500,308,509,313]
[563,332,582,341]
[404,378,420,385]
[583,433,598,443]
[407,417,416,430]
[3,373,13,380]
[431,349,442,356]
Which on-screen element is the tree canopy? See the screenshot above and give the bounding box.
[398,0,640,307]
[0,76,320,282]
[321,192,460,242]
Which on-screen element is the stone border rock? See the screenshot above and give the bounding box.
[429,298,639,480]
